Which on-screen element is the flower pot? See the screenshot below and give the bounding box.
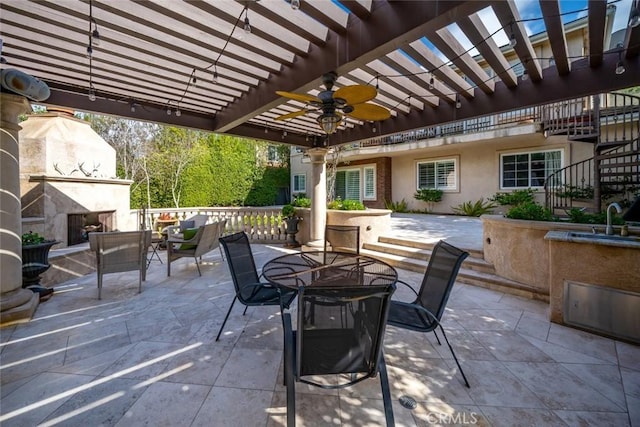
[284,218,301,248]
[22,240,59,288]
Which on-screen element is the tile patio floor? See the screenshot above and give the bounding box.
[1,241,638,426]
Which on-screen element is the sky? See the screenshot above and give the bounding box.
[423,0,633,61]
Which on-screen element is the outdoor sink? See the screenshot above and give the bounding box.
[567,232,640,242]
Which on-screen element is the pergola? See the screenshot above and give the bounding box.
[1,0,639,148]
[1,0,639,324]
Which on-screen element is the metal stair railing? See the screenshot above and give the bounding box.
[544,92,640,214]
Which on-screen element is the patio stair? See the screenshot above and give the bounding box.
[362,236,549,302]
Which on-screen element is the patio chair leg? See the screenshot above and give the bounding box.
[194,257,201,276]
[284,316,296,427]
[438,324,470,388]
[378,352,395,427]
[433,329,442,346]
[216,296,237,341]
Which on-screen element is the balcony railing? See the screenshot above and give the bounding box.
[134,207,288,243]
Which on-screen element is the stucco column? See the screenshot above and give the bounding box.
[1,93,39,325]
[307,147,328,247]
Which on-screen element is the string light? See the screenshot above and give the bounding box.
[429,74,435,90]
[175,108,181,117]
[455,94,461,109]
[243,9,252,34]
[291,0,300,10]
[212,68,218,84]
[509,23,517,48]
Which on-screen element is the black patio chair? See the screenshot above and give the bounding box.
[215,232,297,341]
[386,240,470,388]
[283,284,396,427]
[324,225,360,262]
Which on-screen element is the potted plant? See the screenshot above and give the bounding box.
[282,204,302,247]
[21,231,59,300]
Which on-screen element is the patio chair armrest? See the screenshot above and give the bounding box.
[394,279,419,297]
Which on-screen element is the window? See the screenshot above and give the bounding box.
[417,158,457,190]
[267,145,280,162]
[364,166,375,200]
[335,169,360,201]
[501,150,562,189]
[293,174,306,193]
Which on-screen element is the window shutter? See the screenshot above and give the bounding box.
[364,167,375,199]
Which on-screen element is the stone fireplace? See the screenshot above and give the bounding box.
[19,109,133,247]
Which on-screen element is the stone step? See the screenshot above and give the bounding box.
[361,240,549,302]
[377,236,485,259]
[363,241,494,274]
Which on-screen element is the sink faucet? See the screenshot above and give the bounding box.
[606,202,622,235]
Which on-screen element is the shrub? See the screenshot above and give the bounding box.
[281,204,296,219]
[22,231,46,245]
[566,207,625,225]
[452,198,496,217]
[414,188,443,212]
[292,196,311,208]
[384,199,408,213]
[505,202,554,221]
[490,188,535,206]
[556,185,594,200]
[327,198,365,210]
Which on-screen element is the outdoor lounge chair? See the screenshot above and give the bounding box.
[215,232,297,342]
[89,230,152,299]
[386,240,470,387]
[283,284,396,427]
[166,220,226,277]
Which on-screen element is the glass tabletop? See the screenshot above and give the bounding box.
[262,251,397,289]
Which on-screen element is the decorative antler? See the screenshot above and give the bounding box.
[53,163,66,175]
[78,162,92,177]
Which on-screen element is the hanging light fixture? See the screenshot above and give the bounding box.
[509,23,517,48]
[455,94,461,109]
[429,74,435,90]
[212,68,218,84]
[615,44,626,75]
[629,1,640,28]
[290,0,301,10]
[166,107,172,116]
[175,108,181,117]
[317,112,341,134]
[243,8,252,34]
[88,85,96,102]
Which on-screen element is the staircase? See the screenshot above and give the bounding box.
[543,92,640,214]
[361,236,549,302]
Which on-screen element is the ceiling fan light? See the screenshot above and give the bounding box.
[629,7,640,28]
[317,113,341,134]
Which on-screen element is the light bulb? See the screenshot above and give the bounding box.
[212,70,218,84]
[429,75,434,90]
[192,75,197,87]
[166,108,172,116]
[91,29,100,46]
[264,127,268,134]
[455,95,461,109]
[521,70,529,81]
[88,87,96,101]
[629,8,640,28]
[244,16,251,34]
[130,104,136,113]
[86,44,93,58]
[509,33,517,48]
[175,109,181,117]
[291,0,300,10]
[615,61,626,75]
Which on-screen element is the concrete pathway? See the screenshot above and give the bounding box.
[389,213,484,251]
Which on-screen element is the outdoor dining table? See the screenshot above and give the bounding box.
[262,251,398,290]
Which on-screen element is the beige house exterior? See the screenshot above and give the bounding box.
[290,12,621,213]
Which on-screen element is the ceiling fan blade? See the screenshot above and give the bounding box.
[276,91,320,104]
[275,110,308,121]
[334,85,377,105]
[346,103,391,121]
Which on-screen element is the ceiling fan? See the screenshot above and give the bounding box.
[275,71,391,134]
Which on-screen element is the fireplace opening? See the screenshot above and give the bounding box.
[67,211,115,246]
